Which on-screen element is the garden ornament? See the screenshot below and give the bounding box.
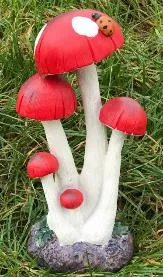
[16,9,147,273]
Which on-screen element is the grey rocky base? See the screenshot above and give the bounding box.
[28,217,133,273]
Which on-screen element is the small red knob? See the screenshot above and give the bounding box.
[60,189,84,209]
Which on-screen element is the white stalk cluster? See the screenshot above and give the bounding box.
[40,63,124,246]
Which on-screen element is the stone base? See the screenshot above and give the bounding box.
[28,217,133,273]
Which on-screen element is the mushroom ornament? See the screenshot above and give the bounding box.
[15,8,148,273]
[34,9,124,218]
[16,74,78,189]
[27,152,82,245]
[81,97,147,244]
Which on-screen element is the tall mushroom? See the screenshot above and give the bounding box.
[80,97,147,244]
[34,9,124,218]
[27,152,80,245]
[16,74,78,189]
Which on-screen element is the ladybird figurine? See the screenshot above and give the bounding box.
[92,13,114,36]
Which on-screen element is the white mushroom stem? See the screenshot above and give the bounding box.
[42,120,79,188]
[41,174,81,245]
[42,120,84,237]
[41,174,58,213]
[80,130,125,244]
[77,64,108,218]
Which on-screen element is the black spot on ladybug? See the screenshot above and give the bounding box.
[92,13,101,21]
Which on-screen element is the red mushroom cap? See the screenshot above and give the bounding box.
[27,152,59,178]
[60,189,84,209]
[99,97,147,136]
[16,74,77,121]
[34,9,124,75]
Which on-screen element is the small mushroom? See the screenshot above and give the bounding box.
[16,74,78,189]
[60,189,84,209]
[27,151,80,245]
[34,9,124,219]
[81,97,147,244]
[27,152,59,212]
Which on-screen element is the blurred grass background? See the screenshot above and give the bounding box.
[0,0,163,276]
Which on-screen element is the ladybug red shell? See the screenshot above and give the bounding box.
[92,13,114,37]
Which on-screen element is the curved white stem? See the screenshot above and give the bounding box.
[80,130,125,244]
[42,174,81,245]
[42,120,83,238]
[77,64,108,218]
[42,120,79,188]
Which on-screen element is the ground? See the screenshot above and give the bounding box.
[0,0,163,276]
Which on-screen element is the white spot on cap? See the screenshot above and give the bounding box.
[34,24,47,54]
[72,16,99,37]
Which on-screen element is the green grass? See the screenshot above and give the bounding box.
[0,0,163,276]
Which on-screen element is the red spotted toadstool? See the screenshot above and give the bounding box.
[16,74,78,189]
[81,97,147,244]
[34,9,124,218]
